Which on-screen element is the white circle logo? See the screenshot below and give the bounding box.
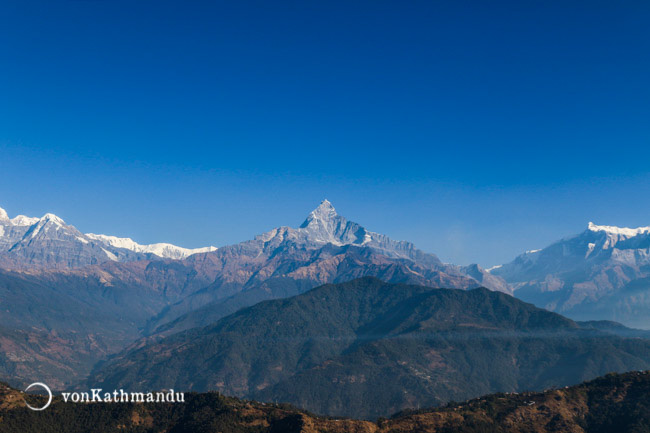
[24,382,53,411]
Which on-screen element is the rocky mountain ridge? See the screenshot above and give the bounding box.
[0,201,506,389]
[492,221,650,328]
[143,200,507,334]
[0,205,217,267]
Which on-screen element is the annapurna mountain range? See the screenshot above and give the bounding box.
[491,221,650,329]
[0,199,649,391]
[1,199,649,329]
[0,205,216,268]
[0,200,503,389]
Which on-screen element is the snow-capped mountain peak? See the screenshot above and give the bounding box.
[0,207,65,227]
[297,199,373,247]
[23,213,71,240]
[491,220,650,327]
[11,215,40,226]
[301,199,337,226]
[40,213,66,226]
[0,204,218,266]
[85,234,144,252]
[255,200,448,271]
[587,222,650,238]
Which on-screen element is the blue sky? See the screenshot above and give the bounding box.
[1,0,649,266]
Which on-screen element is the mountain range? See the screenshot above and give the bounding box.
[4,201,649,331]
[0,206,216,268]
[143,200,509,336]
[0,200,503,390]
[0,199,649,419]
[492,222,650,328]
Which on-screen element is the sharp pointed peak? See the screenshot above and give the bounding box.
[313,199,336,214]
[300,199,339,228]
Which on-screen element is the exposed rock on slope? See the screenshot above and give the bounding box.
[0,205,215,268]
[146,200,508,334]
[492,222,650,328]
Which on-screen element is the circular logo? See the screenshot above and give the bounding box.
[24,382,53,411]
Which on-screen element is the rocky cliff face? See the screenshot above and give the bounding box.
[296,200,439,265]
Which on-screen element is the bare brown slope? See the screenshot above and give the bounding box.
[1,371,649,432]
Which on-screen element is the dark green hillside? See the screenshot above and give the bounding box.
[89,277,650,419]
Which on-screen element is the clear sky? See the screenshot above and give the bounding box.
[1,0,649,267]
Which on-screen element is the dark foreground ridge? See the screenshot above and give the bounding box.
[1,371,649,433]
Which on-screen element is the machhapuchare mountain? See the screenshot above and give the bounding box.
[89,278,650,419]
[491,221,650,329]
[143,199,510,336]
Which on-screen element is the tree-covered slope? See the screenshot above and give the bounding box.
[89,278,650,419]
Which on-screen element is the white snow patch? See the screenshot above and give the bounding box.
[486,264,502,272]
[11,215,40,226]
[102,248,118,261]
[86,234,140,251]
[87,233,217,259]
[588,222,650,237]
[40,213,66,226]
